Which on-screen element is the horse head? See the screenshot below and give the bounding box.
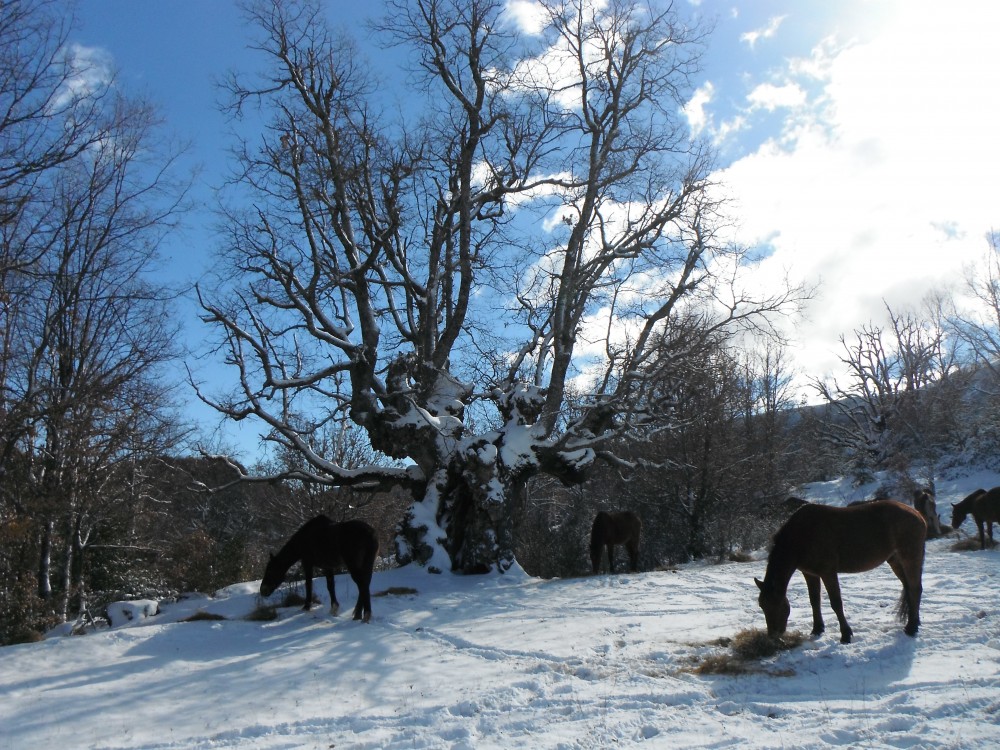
[259,553,282,597]
[951,489,985,530]
[950,503,967,531]
[755,577,790,637]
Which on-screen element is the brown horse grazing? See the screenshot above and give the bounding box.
[914,489,948,538]
[951,488,1000,550]
[754,500,926,644]
[260,516,379,622]
[590,511,641,574]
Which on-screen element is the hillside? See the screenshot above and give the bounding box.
[2,476,999,749]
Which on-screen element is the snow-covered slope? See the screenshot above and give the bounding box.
[2,479,999,749]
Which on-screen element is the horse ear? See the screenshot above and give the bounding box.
[754,577,764,591]
[951,503,957,508]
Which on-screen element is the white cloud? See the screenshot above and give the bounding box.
[746,82,806,112]
[508,0,622,111]
[505,0,1000,396]
[683,82,714,137]
[713,113,748,145]
[53,43,114,109]
[715,0,1000,388]
[740,15,787,50]
[505,1,548,36]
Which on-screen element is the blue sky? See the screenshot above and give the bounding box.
[70,0,1000,456]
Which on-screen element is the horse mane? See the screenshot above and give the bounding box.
[782,496,809,513]
[272,515,333,571]
[762,520,800,589]
[957,489,986,509]
[952,489,986,525]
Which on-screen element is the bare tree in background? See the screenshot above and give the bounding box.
[812,303,962,484]
[517,337,801,575]
[950,233,1000,377]
[0,0,189,628]
[0,0,116,474]
[199,0,806,573]
[0,0,110,229]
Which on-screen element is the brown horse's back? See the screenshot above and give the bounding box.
[759,499,926,642]
[591,511,641,544]
[590,511,641,573]
[775,500,926,575]
[974,488,1000,523]
[309,518,379,571]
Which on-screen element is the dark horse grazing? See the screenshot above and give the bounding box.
[755,500,926,644]
[951,488,1000,550]
[260,516,379,622]
[590,511,641,574]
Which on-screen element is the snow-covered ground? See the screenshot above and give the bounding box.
[2,475,1000,749]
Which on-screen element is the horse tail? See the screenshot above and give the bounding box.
[895,583,912,623]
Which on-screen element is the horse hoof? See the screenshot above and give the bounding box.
[840,634,852,644]
[329,605,340,617]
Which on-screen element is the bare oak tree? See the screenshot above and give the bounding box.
[199,0,805,573]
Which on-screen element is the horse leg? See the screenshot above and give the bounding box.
[326,571,339,616]
[350,567,374,622]
[803,572,825,636]
[302,563,314,611]
[887,556,922,637]
[606,543,615,574]
[977,519,987,550]
[821,573,853,644]
[626,540,639,573]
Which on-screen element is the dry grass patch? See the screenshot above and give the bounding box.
[246,605,279,622]
[279,590,314,608]
[9,629,45,644]
[691,629,804,677]
[695,652,751,675]
[373,586,418,597]
[951,536,996,552]
[181,611,227,623]
[731,628,806,659]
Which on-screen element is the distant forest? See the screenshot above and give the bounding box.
[5,338,1000,645]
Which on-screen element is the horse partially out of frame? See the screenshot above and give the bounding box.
[951,488,1000,550]
[755,499,926,644]
[259,516,379,622]
[590,511,641,574]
